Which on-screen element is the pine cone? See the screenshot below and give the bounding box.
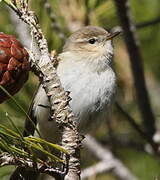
[0,33,30,103]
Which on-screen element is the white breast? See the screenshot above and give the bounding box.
[33,51,116,141]
[57,52,116,131]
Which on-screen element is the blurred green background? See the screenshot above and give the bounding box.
[0,0,160,179]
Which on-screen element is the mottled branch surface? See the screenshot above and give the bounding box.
[0,153,64,179]
[5,1,81,180]
[114,0,156,137]
[22,12,80,180]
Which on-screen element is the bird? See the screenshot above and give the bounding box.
[10,25,119,180]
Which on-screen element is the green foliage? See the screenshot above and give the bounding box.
[0,120,68,167]
[0,122,67,161]
[0,83,68,177]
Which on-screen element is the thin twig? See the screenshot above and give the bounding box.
[114,0,156,137]
[84,0,91,25]
[81,161,114,179]
[136,16,160,29]
[111,16,160,33]
[42,0,66,42]
[115,102,159,153]
[83,135,138,180]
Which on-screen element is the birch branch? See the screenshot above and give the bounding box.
[83,135,138,180]
[3,1,81,179]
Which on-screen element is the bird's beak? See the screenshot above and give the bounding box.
[106,31,120,40]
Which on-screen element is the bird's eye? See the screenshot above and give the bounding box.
[88,38,96,44]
